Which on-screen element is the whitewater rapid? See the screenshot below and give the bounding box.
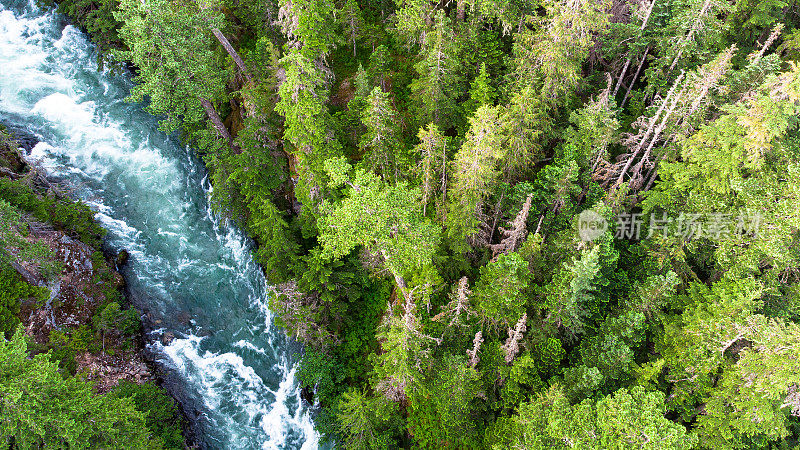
[0,1,319,448]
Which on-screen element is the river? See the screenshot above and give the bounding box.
[0,1,320,448]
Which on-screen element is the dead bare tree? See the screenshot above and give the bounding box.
[433,277,475,328]
[466,331,483,368]
[501,313,528,364]
[595,46,736,191]
[490,194,533,258]
[614,0,656,96]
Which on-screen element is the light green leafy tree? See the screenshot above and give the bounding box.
[473,252,531,331]
[493,385,696,449]
[318,158,440,290]
[115,0,228,134]
[0,328,149,448]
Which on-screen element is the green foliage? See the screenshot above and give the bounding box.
[539,245,602,338]
[408,354,482,448]
[115,0,229,133]
[0,328,149,448]
[337,388,402,449]
[298,349,347,409]
[96,302,141,337]
[47,325,103,376]
[0,263,47,338]
[464,62,497,117]
[59,0,800,446]
[38,0,123,57]
[492,385,697,449]
[360,87,403,181]
[109,381,186,449]
[318,162,440,286]
[277,0,338,59]
[0,179,104,247]
[474,252,531,330]
[408,10,462,130]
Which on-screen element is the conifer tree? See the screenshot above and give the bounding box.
[409,10,462,129]
[339,0,364,57]
[275,50,341,206]
[360,87,402,182]
[413,124,448,217]
[448,105,506,241]
[464,62,497,116]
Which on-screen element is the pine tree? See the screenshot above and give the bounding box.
[413,124,448,217]
[409,10,462,129]
[275,50,341,206]
[408,354,481,448]
[448,105,506,241]
[277,0,338,59]
[336,388,401,449]
[360,87,402,182]
[474,252,531,331]
[464,62,497,116]
[339,0,363,57]
[513,0,610,106]
[540,246,601,338]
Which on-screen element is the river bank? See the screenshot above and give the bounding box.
[0,2,319,447]
[0,125,188,447]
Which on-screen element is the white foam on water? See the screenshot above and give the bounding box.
[0,2,320,448]
[234,340,267,355]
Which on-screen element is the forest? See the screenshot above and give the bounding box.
[43,0,800,447]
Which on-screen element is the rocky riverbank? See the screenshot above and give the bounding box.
[0,125,189,447]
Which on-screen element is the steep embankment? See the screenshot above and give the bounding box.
[0,127,186,448]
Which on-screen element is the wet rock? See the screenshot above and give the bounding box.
[300,386,315,405]
[5,126,39,153]
[162,331,175,346]
[115,249,129,269]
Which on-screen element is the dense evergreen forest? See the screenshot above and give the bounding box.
[46,0,800,447]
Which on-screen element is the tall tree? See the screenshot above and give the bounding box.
[277,0,338,59]
[339,0,364,57]
[275,50,342,207]
[448,105,506,243]
[360,87,403,182]
[409,10,462,129]
[413,123,448,218]
[115,0,229,137]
